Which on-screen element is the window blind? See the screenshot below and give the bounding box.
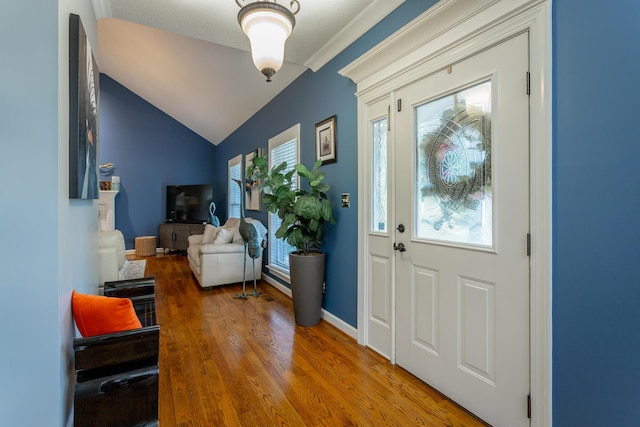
[269,136,297,272]
[228,156,242,219]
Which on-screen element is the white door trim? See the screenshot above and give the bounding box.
[339,0,552,425]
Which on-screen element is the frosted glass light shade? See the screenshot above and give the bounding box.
[238,3,295,82]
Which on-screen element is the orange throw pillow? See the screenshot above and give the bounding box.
[72,290,142,337]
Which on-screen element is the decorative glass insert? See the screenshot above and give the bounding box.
[372,117,388,232]
[416,80,492,246]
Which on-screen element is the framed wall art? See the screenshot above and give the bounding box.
[244,148,263,211]
[69,13,100,199]
[316,115,337,165]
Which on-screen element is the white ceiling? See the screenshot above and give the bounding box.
[93,0,405,145]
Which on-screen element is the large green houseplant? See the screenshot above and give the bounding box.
[247,155,335,326]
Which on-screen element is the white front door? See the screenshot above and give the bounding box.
[394,33,530,426]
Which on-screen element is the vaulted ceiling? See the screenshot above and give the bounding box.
[93,0,405,144]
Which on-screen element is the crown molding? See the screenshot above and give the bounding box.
[339,0,506,86]
[92,0,112,20]
[304,0,405,72]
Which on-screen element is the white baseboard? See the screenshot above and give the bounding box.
[125,248,162,255]
[261,274,358,340]
[320,308,358,339]
[261,273,292,297]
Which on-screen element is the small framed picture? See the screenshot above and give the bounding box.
[244,148,262,211]
[315,115,337,165]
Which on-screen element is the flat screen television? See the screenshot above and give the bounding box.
[165,184,213,224]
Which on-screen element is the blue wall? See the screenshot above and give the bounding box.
[214,0,436,327]
[553,1,640,425]
[99,75,216,248]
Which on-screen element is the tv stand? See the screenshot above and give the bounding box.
[158,223,205,252]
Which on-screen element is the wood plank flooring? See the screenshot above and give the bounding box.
[136,252,487,426]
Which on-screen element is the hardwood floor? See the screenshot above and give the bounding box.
[136,252,487,426]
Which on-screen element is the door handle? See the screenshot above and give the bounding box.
[393,242,407,252]
[396,224,405,233]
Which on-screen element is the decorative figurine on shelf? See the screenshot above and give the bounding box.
[99,163,116,180]
[209,202,220,227]
[232,179,262,299]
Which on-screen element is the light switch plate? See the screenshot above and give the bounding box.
[341,193,350,208]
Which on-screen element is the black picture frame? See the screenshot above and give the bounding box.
[69,13,100,199]
[316,115,337,165]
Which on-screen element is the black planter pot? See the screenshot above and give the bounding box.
[289,251,325,326]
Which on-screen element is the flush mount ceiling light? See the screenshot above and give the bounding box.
[236,0,300,82]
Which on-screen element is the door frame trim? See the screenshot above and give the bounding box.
[340,1,552,425]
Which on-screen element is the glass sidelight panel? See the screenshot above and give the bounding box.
[416,81,492,247]
[372,117,388,232]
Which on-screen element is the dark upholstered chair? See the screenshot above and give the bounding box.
[73,278,159,427]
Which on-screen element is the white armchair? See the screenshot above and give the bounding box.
[98,230,126,291]
[187,218,267,288]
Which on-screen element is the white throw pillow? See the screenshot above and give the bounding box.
[213,227,234,244]
[201,225,219,244]
[232,222,243,244]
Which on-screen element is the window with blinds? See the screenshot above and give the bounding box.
[267,124,300,277]
[228,154,242,218]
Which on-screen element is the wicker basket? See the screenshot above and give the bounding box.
[135,236,156,257]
